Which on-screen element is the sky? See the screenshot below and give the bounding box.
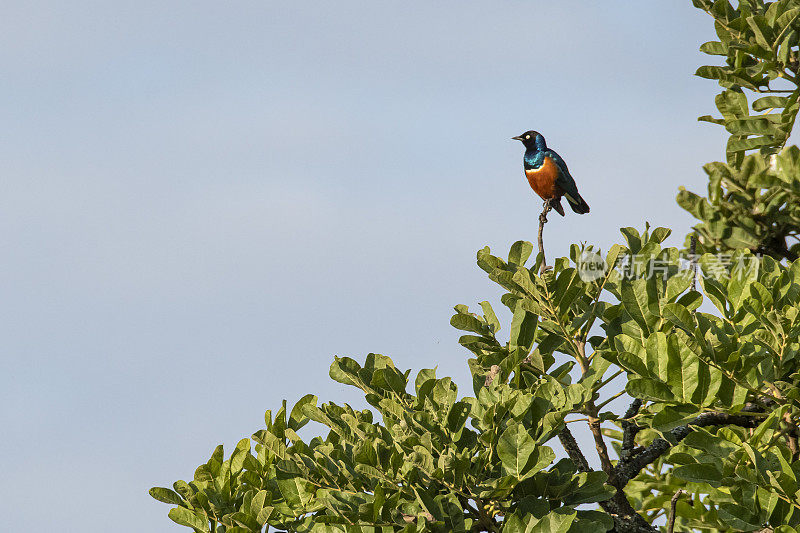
[2,2,728,531]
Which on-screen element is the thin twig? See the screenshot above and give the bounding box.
[595,390,626,411]
[537,200,552,274]
[594,368,624,391]
[756,88,796,93]
[667,490,686,533]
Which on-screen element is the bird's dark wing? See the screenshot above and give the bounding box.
[547,149,590,214]
[546,150,581,201]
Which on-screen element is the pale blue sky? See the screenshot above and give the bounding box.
[3,2,725,531]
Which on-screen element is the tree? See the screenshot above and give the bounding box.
[150,1,800,531]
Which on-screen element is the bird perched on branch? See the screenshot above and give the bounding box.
[512,130,590,217]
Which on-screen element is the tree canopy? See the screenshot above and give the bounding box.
[151,1,800,531]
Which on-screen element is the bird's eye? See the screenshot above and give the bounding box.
[525,135,530,139]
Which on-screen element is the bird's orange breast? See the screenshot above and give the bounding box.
[525,156,561,200]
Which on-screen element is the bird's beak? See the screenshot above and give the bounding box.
[511,135,523,141]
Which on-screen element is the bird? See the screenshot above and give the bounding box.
[512,130,590,217]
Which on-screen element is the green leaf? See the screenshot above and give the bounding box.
[661,302,694,332]
[699,114,726,125]
[372,367,407,394]
[168,507,210,531]
[497,423,553,478]
[563,471,615,505]
[252,428,287,460]
[727,135,778,152]
[250,490,270,514]
[619,227,642,253]
[620,278,657,335]
[753,95,789,111]
[329,356,365,388]
[726,117,780,136]
[746,15,774,49]
[480,301,501,333]
[652,405,697,432]
[751,405,789,445]
[683,427,738,458]
[650,227,672,244]
[415,368,436,395]
[614,351,651,378]
[450,309,487,334]
[573,510,614,532]
[673,463,723,486]
[289,394,318,431]
[553,269,583,315]
[625,378,674,402]
[668,332,709,404]
[534,508,578,533]
[230,438,250,474]
[498,423,535,478]
[697,66,758,91]
[700,40,728,55]
[509,241,534,266]
[718,502,764,530]
[149,487,183,505]
[276,466,317,511]
[446,400,471,434]
[509,303,538,350]
[715,89,750,118]
[504,507,577,533]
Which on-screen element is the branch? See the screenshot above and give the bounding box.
[557,426,591,473]
[558,427,656,533]
[616,410,761,484]
[537,200,552,274]
[667,490,686,533]
[756,231,799,262]
[610,518,658,533]
[621,399,642,461]
[588,415,615,475]
[533,198,654,532]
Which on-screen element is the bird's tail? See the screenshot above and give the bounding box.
[567,194,590,214]
[552,198,565,216]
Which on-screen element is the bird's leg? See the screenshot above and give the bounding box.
[539,198,552,224]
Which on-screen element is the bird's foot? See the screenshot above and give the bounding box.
[539,199,552,223]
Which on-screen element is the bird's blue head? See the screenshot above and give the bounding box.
[512,130,547,151]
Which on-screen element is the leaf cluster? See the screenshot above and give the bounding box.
[150,348,615,532]
[151,224,800,531]
[682,0,800,260]
[694,0,800,162]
